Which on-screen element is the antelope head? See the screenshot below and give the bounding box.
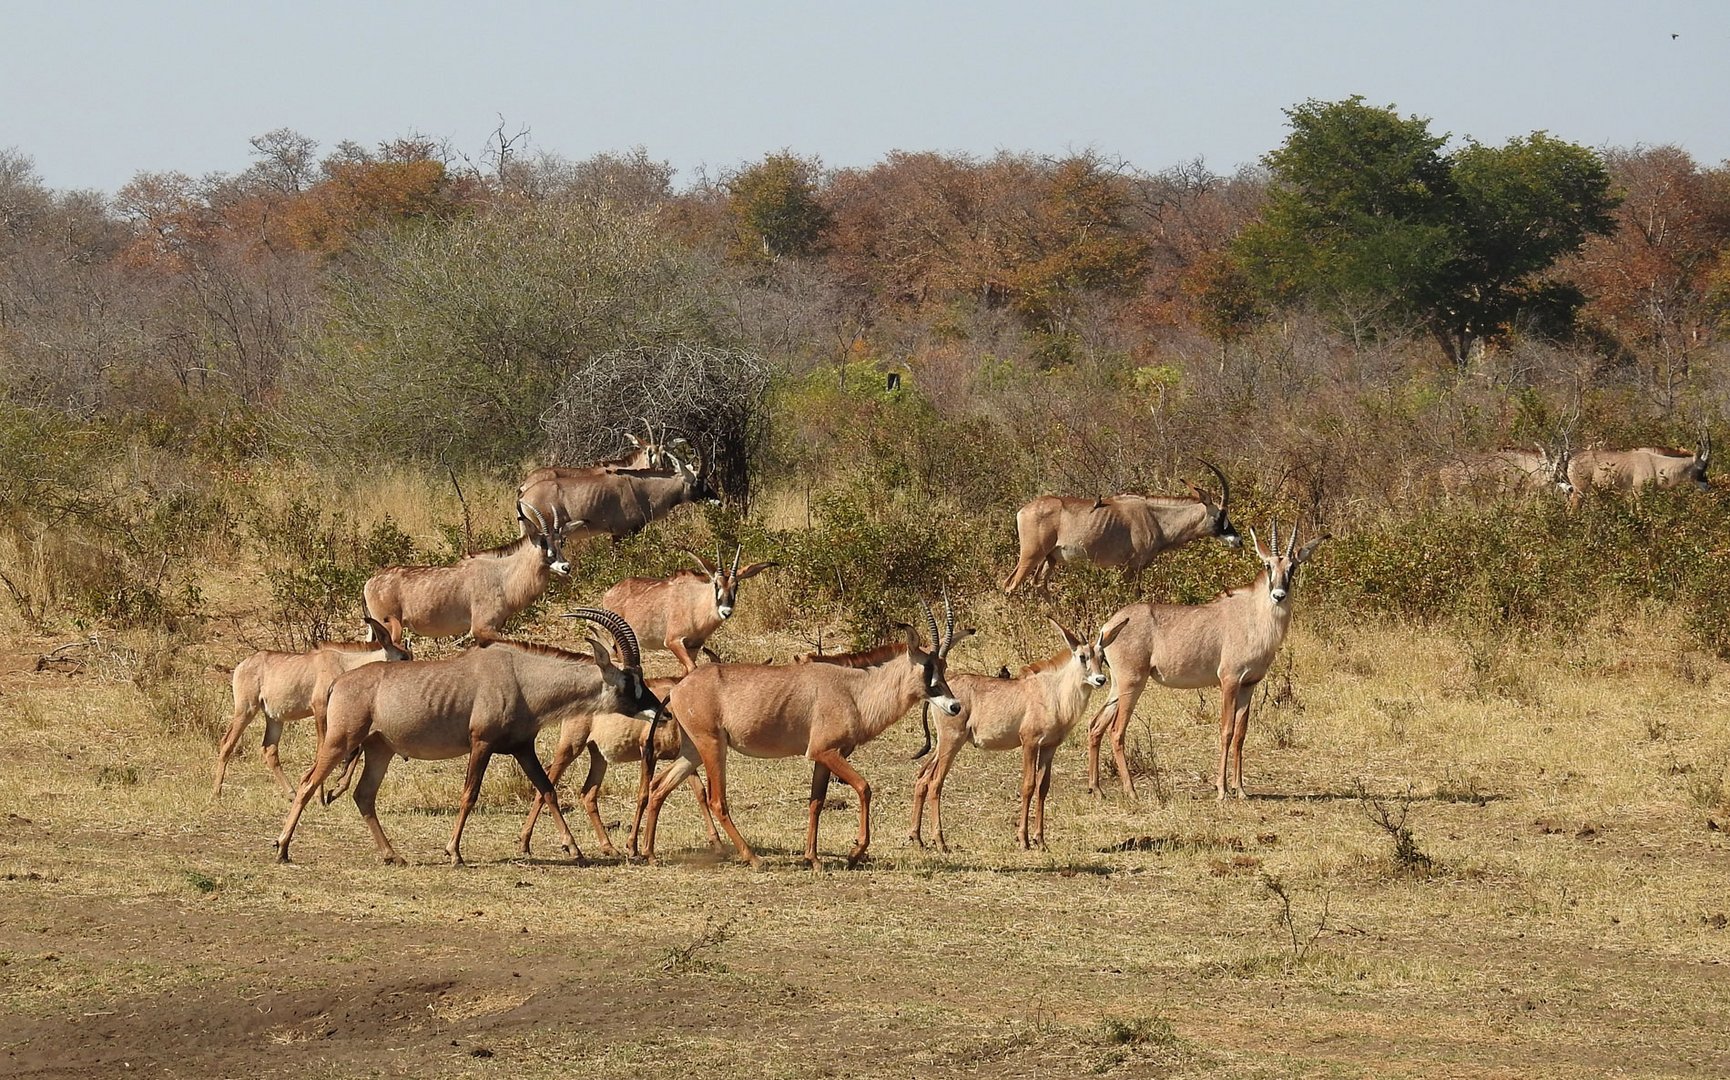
[688,545,778,620]
[1248,521,1330,607]
[1538,442,1575,495]
[900,593,972,717]
[1052,615,1126,688]
[665,428,722,505]
[1691,423,1712,489]
[363,617,414,660]
[1189,459,1241,549]
[517,501,573,576]
[562,607,662,720]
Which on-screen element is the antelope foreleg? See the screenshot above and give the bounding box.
[1215,679,1242,801]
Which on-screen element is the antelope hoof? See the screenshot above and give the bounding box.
[745,855,766,871]
[447,851,466,868]
[805,856,824,872]
[936,838,950,855]
[382,853,404,866]
[845,847,869,868]
[273,840,290,863]
[597,843,620,859]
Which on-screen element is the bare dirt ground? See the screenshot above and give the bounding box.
[4,619,1730,1079]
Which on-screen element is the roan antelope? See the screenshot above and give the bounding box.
[517,442,718,544]
[1002,461,1239,593]
[635,602,966,869]
[361,502,573,649]
[275,608,660,866]
[212,619,410,798]
[1567,426,1711,495]
[908,616,1125,852]
[599,546,777,672]
[1086,522,1328,801]
[516,675,721,858]
[1438,445,1574,499]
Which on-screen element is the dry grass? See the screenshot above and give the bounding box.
[4,468,1730,1076]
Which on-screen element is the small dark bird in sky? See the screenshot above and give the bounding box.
[1672,32,1680,39]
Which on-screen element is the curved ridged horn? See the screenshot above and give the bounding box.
[732,544,742,577]
[518,500,551,538]
[1283,521,1297,559]
[941,586,956,657]
[920,599,941,653]
[562,607,642,669]
[1268,520,1279,558]
[1197,458,1230,509]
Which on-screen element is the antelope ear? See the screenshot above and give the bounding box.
[894,621,928,659]
[736,560,778,580]
[1183,480,1205,501]
[1048,617,1083,650]
[685,549,716,574]
[1098,616,1128,649]
[587,637,618,670]
[949,626,978,651]
[1249,527,1269,560]
[1294,532,1332,564]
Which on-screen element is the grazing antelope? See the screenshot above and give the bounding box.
[361,502,573,649]
[1002,461,1239,593]
[517,442,718,544]
[908,616,1125,852]
[1086,522,1328,801]
[516,675,721,858]
[599,546,777,672]
[636,602,966,869]
[1568,426,1711,495]
[212,619,410,798]
[274,609,660,866]
[1438,445,1574,499]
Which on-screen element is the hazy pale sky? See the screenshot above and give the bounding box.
[3,0,1726,194]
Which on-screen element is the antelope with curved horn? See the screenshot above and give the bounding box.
[274,609,660,865]
[212,619,411,798]
[636,598,966,869]
[599,546,778,672]
[1567,424,1711,496]
[908,615,1125,852]
[1439,444,1574,500]
[1002,461,1240,593]
[360,502,574,649]
[517,435,718,544]
[1086,521,1328,801]
[516,674,721,858]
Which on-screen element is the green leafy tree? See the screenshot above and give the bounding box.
[1234,97,1617,364]
[726,152,831,263]
[285,201,718,464]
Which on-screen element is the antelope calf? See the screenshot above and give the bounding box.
[909,616,1124,852]
[274,609,659,866]
[1003,461,1239,593]
[600,546,777,672]
[1087,522,1328,801]
[636,602,965,869]
[212,619,410,798]
[517,675,721,858]
[1438,445,1573,499]
[362,502,573,649]
[1568,426,1710,495]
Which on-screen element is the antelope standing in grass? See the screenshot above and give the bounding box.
[275,609,659,866]
[908,616,1124,852]
[1002,461,1239,593]
[516,675,721,858]
[1438,445,1574,499]
[212,619,410,798]
[636,602,965,869]
[517,442,717,544]
[599,546,777,672]
[361,502,573,649]
[1086,522,1328,801]
[1568,426,1711,495]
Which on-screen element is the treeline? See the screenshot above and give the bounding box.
[4,99,1730,648]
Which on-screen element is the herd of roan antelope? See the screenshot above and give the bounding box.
[212,425,1711,869]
